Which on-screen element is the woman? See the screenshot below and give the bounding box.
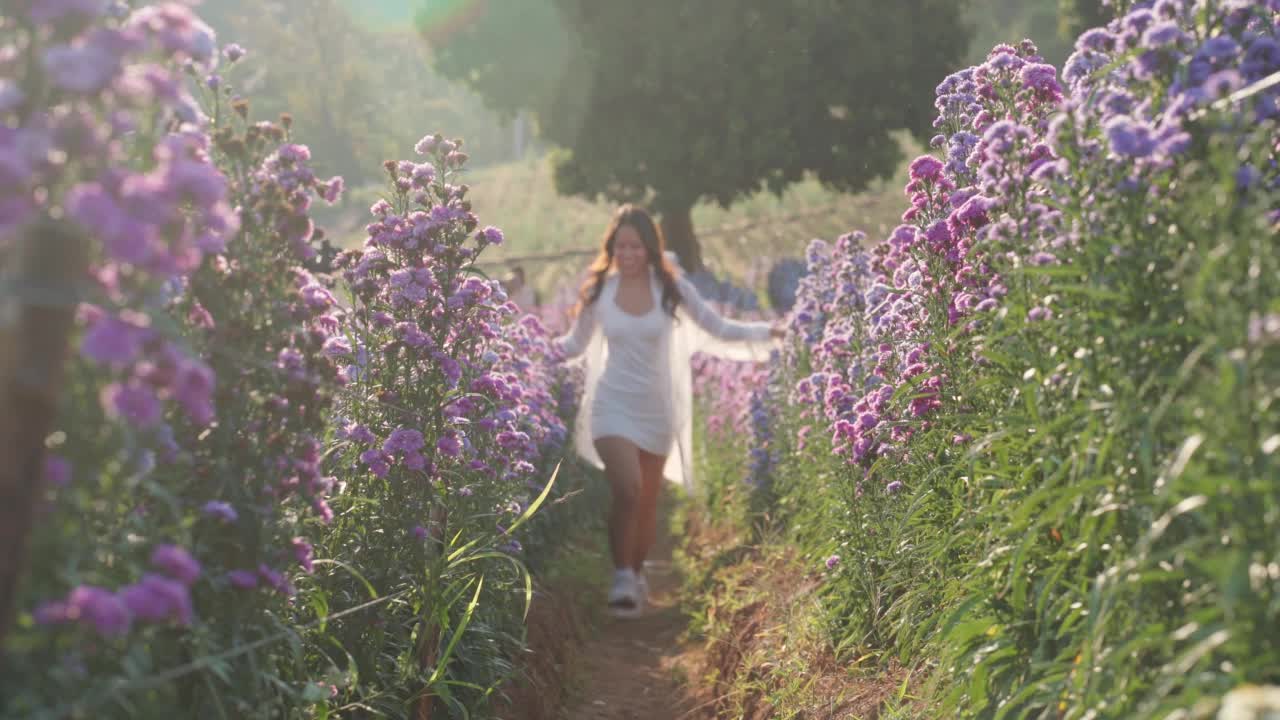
[555,205,783,618]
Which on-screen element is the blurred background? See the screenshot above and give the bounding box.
[200,0,1094,309]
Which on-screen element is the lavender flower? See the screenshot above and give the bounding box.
[150,544,201,586]
[201,500,238,523]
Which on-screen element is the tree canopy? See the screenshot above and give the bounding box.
[422,0,971,270]
[201,0,512,188]
[1058,0,1111,40]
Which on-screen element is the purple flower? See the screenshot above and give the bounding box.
[908,155,945,182]
[27,0,109,24]
[437,433,462,458]
[340,422,377,445]
[258,564,293,596]
[222,43,246,63]
[1236,164,1260,190]
[276,143,311,163]
[412,525,428,540]
[300,281,337,311]
[227,570,259,589]
[1200,69,1244,99]
[100,382,162,427]
[321,336,352,357]
[886,481,905,494]
[495,430,530,450]
[71,586,132,636]
[1142,21,1186,49]
[1197,35,1241,62]
[81,312,150,365]
[201,500,238,523]
[43,44,119,94]
[825,554,841,570]
[119,574,192,625]
[479,226,504,246]
[277,348,305,374]
[171,355,215,425]
[37,586,131,637]
[404,451,429,471]
[291,537,314,574]
[320,176,344,204]
[414,135,439,155]
[1028,306,1054,321]
[1243,38,1280,79]
[42,454,72,488]
[384,428,425,454]
[1019,63,1061,96]
[151,544,201,586]
[1104,116,1156,158]
[437,355,461,384]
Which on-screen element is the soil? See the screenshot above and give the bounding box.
[496,505,917,720]
[557,527,694,720]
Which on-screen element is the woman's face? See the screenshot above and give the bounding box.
[613,224,649,277]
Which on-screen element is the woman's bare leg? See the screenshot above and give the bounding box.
[631,449,668,572]
[593,436,643,569]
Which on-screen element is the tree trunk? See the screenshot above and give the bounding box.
[659,205,702,274]
[0,219,85,648]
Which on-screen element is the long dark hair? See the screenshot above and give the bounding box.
[577,204,682,317]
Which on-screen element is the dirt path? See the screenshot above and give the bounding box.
[559,527,696,720]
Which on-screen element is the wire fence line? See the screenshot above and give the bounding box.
[474,200,852,268]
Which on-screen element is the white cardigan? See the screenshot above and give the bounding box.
[556,264,777,490]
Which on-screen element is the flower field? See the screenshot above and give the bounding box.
[2,0,1279,719]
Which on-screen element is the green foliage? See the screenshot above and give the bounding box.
[200,0,514,187]
[967,0,1075,66]
[924,121,1280,720]
[422,0,971,267]
[1057,0,1112,39]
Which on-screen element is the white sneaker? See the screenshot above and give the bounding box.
[607,569,642,618]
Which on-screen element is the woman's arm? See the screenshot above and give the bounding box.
[676,275,776,342]
[554,302,598,359]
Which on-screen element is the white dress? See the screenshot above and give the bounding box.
[555,269,777,490]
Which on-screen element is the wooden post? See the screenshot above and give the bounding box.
[0,219,85,647]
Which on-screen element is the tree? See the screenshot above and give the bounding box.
[1058,0,1111,40]
[420,0,971,271]
[966,0,1073,67]
[200,0,513,186]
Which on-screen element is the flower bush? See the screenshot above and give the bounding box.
[704,1,1280,716]
[1,3,580,718]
